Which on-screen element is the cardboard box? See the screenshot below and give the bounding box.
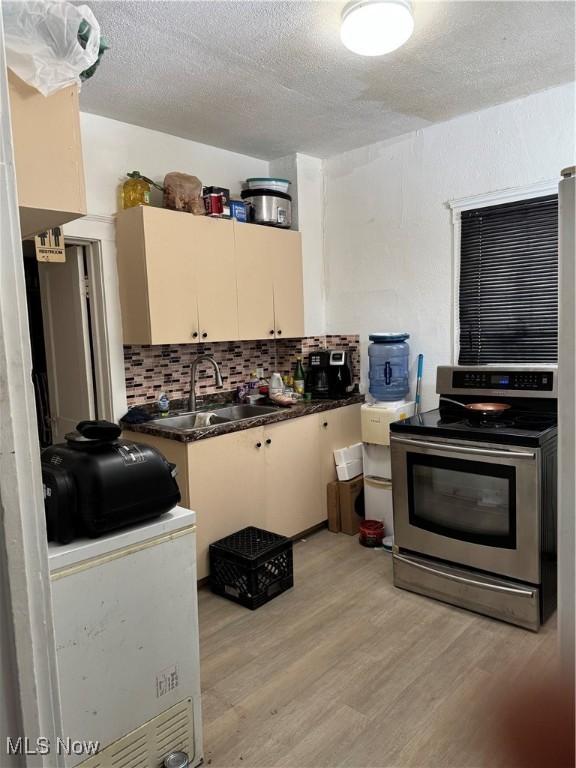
[327,481,340,532]
[230,200,248,222]
[338,474,364,535]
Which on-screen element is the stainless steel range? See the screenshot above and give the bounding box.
[390,365,557,631]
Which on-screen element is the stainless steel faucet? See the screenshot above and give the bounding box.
[188,355,223,411]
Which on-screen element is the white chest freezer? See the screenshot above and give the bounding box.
[48,507,202,768]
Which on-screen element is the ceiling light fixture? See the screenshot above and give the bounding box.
[340,0,414,56]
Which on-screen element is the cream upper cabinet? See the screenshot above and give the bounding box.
[136,207,198,344]
[116,206,237,345]
[8,70,86,238]
[116,209,303,344]
[193,216,238,342]
[263,415,323,538]
[234,223,278,340]
[271,229,304,339]
[234,222,303,340]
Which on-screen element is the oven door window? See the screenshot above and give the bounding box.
[407,453,516,548]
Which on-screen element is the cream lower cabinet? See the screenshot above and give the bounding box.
[318,404,362,517]
[187,427,266,579]
[123,404,360,580]
[122,427,266,579]
[263,415,323,538]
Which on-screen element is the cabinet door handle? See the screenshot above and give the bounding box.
[192,331,199,339]
[266,438,272,445]
[269,329,275,335]
[202,332,208,339]
[277,329,282,335]
[323,421,328,428]
[256,442,262,449]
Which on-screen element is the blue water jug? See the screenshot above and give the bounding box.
[368,333,410,401]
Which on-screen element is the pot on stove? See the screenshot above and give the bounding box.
[440,397,511,420]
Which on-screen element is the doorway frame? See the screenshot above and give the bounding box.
[62,215,127,422]
[28,223,125,435]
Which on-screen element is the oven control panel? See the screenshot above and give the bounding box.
[452,370,554,391]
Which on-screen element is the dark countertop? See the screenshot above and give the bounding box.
[121,394,365,443]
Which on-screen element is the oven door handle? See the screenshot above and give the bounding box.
[393,554,536,598]
[390,436,536,460]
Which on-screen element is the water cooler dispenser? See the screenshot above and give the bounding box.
[362,333,414,547]
[368,333,410,401]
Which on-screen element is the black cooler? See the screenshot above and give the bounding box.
[42,420,181,544]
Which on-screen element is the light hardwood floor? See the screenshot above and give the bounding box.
[198,528,558,768]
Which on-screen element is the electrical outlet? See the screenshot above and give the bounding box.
[256,367,264,379]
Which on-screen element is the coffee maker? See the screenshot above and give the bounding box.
[305,350,353,399]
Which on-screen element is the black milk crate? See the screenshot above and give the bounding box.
[209,526,293,610]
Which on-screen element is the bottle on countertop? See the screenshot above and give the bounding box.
[269,372,284,396]
[293,357,305,396]
[157,392,170,415]
[282,375,294,396]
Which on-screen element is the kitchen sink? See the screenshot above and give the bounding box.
[148,403,280,432]
[214,404,280,420]
[149,413,231,431]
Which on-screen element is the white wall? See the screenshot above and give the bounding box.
[296,154,326,337]
[323,83,576,407]
[269,154,299,225]
[80,112,269,217]
[270,153,326,337]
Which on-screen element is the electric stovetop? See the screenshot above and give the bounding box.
[390,405,558,448]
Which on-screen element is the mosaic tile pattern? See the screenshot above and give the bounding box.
[124,335,360,406]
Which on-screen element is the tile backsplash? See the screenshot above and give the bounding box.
[124,335,360,406]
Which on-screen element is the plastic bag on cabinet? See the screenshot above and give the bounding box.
[4,1,101,96]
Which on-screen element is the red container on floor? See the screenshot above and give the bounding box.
[359,520,385,548]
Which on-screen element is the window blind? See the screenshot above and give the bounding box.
[458,194,558,365]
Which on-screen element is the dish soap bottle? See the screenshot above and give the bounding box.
[122,171,151,209]
[293,357,305,396]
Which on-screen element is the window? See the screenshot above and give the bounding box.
[458,194,558,364]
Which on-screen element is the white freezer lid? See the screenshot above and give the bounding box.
[47,505,196,573]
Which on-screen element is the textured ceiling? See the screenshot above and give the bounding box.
[80,1,575,159]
